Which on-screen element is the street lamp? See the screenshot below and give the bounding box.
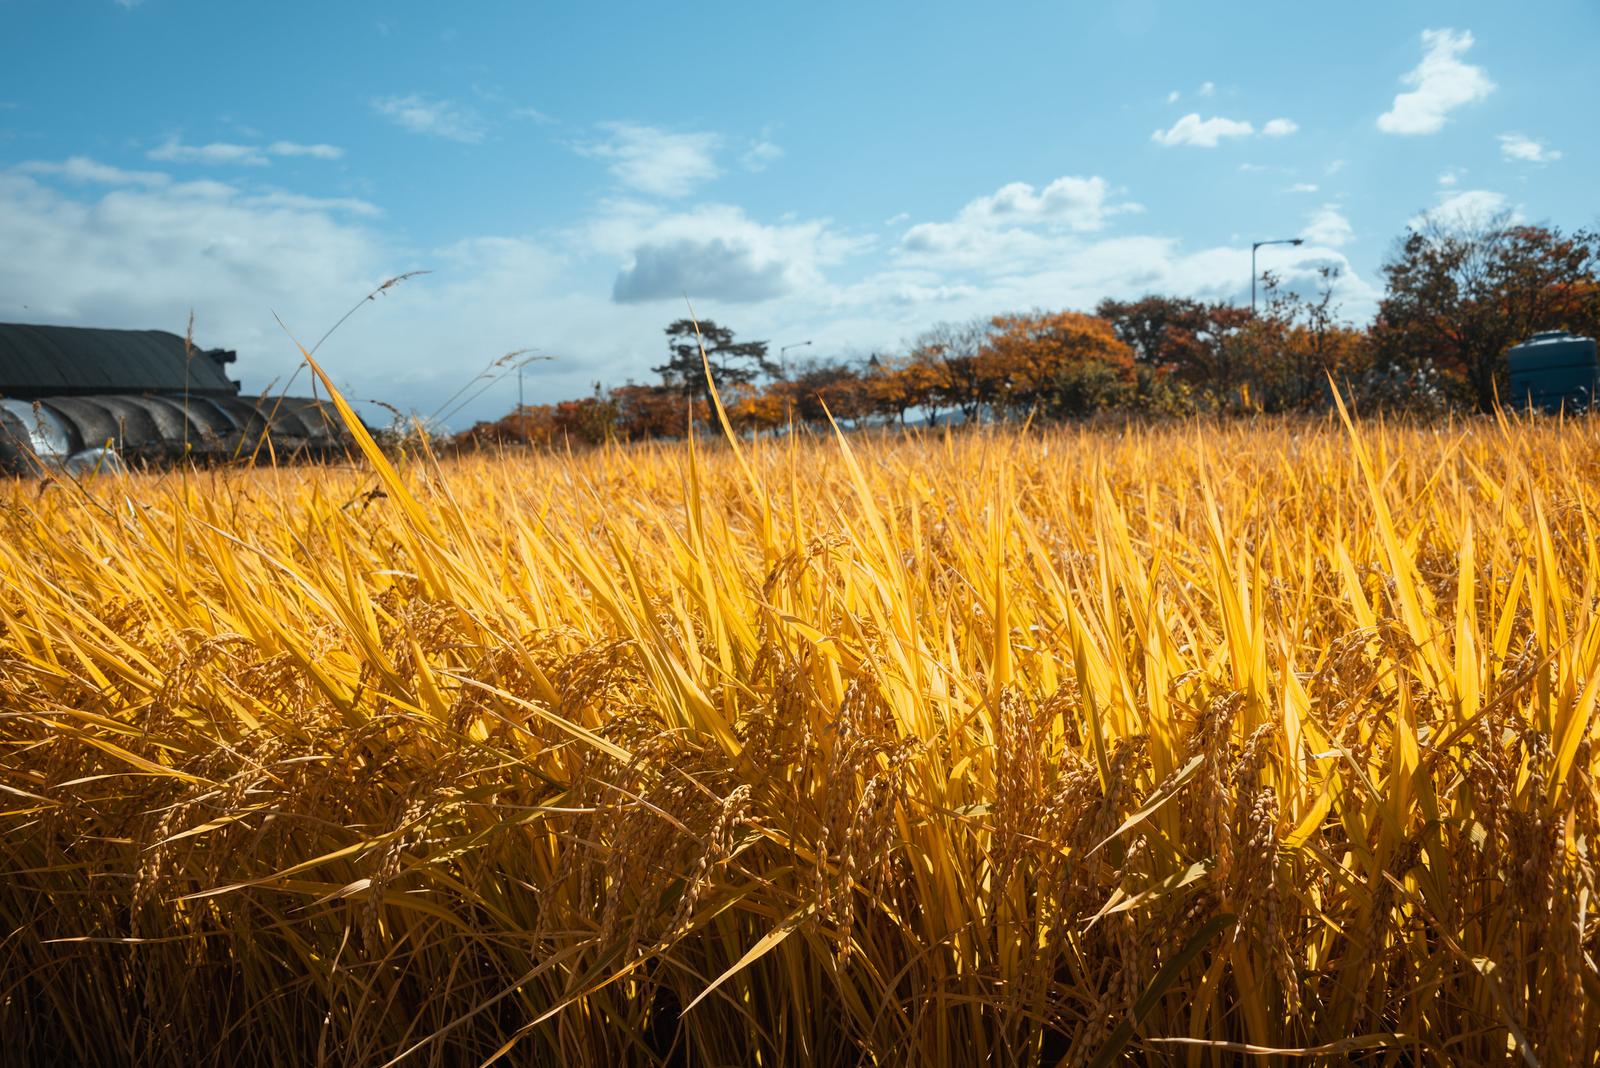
[1251,238,1304,315]
[779,340,811,378]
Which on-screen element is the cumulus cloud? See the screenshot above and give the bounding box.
[372,94,487,143]
[149,138,269,166]
[0,161,630,425]
[1378,29,1494,135]
[1498,133,1560,164]
[1301,204,1354,247]
[612,239,791,303]
[1152,114,1254,147]
[574,123,722,198]
[1411,189,1518,229]
[896,176,1141,272]
[1,154,1391,426]
[594,201,866,304]
[1261,118,1298,137]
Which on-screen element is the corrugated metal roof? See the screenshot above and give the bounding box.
[0,392,357,473]
[0,323,240,398]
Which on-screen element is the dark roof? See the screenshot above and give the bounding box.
[0,323,240,399]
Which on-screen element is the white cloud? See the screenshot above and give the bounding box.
[0,163,645,424]
[1261,118,1298,137]
[1301,204,1353,247]
[741,139,783,171]
[372,94,487,143]
[13,156,170,187]
[1152,113,1254,148]
[1289,183,1319,193]
[1327,159,1347,175]
[240,191,382,217]
[587,200,867,304]
[574,123,722,198]
[1411,189,1519,229]
[1498,132,1560,164]
[898,176,1141,268]
[1438,168,1461,187]
[1378,28,1494,135]
[1199,81,1216,97]
[144,137,345,167]
[511,106,555,124]
[0,156,1391,428]
[267,141,344,160]
[149,138,269,166]
[1166,90,1180,104]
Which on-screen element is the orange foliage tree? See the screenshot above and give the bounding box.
[980,310,1136,417]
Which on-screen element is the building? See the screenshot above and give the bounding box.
[0,323,354,473]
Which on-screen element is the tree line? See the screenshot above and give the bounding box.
[457,214,1600,449]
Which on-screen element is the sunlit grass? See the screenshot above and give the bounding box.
[1,401,1596,1065]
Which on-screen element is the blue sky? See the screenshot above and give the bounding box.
[2,0,1595,426]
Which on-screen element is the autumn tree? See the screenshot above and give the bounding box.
[611,382,698,440]
[1373,216,1600,411]
[654,319,775,410]
[787,358,868,425]
[1097,295,1252,404]
[1238,268,1372,411]
[981,310,1136,417]
[906,319,991,423]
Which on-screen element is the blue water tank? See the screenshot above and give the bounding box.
[1507,330,1598,412]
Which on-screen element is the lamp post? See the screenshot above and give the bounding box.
[1251,237,1304,315]
[779,340,811,378]
[512,353,550,443]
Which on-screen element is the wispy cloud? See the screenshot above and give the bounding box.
[1378,28,1494,135]
[1198,81,1216,97]
[145,137,345,167]
[741,139,783,172]
[14,156,170,187]
[1498,132,1560,164]
[267,141,344,160]
[149,138,269,166]
[1288,183,1319,193]
[511,106,555,124]
[372,94,488,143]
[1261,118,1298,137]
[574,123,721,198]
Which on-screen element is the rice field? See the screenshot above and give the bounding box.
[1,387,1596,1065]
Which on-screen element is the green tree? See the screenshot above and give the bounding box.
[654,319,774,410]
